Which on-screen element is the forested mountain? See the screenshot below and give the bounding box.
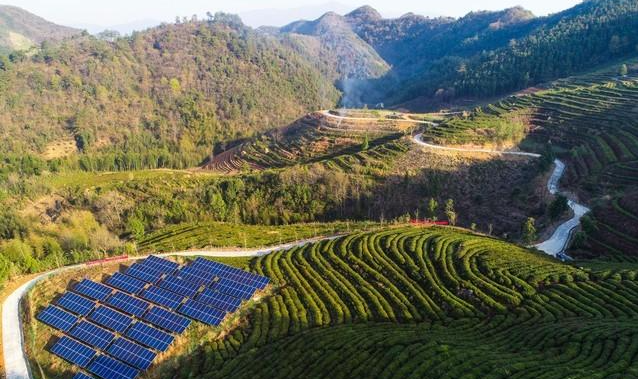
[0,5,80,53]
[274,0,638,108]
[276,9,389,83]
[0,14,339,172]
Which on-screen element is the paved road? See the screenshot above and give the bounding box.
[2,236,336,379]
[3,111,591,379]
[533,159,591,258]
[411,133,588,258]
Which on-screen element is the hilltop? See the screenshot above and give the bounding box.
[0,14,339,171]
[0,5,80,53]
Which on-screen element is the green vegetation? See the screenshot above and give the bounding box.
[205,112,415,173]
[0,5,80,53]
[423,61,638,260]
[0,14,338,173]
[136,221,379,252]
[25,227,638,378]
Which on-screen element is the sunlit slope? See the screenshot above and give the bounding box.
[148,227,637,378]
[422,62,638,260]
[204,112,415,173]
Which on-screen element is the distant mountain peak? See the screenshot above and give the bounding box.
[345,5,382,22]
[0,5,80,53]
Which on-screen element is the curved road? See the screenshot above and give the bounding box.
[4,112,591,379]
[2,236,337,379]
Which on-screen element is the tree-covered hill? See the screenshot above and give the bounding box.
[0,14,339,171]
[276,0,638,108]
[0,5,80,54]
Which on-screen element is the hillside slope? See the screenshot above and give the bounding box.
[0,5,80,53]
[424,59,638,260]
[25,227,638,378]
[0,14,339,171]
[278,10,389,84]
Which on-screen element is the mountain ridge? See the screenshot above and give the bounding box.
[0,5,80,53]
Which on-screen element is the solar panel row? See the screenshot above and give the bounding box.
[191,258,269,288]
[125,263,164,284]
[56,292,96,316]
[178,299,226,326]
[37,305,78,332]
[124,321,174,352]
[73,280,113,302]
[142,306,191,334]
[197,288,242,312]
[139,255,179,275]
[106,338,156,370]
[158,275,199,298]
[106,292,150,318]
[69,321,115,350]
[212,278,256,300]
[39,255,269,379]
[88,306,133,333]
[88,354,139,379]
[50,336,97,368]
[139,285,184,310]
[105,273,147,295]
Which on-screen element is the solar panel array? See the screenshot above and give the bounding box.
[36,255,269,379]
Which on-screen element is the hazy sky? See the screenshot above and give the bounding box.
[4,0,583,29]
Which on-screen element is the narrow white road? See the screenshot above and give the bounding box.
[319,110,435,125]
[413,133,541,158]
[2,236,336,379]
[411,132,588,258]
[3,111,591,379]
[533,159,590,258]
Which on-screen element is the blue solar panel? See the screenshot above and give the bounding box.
[212,278,256,300]
[178,266,216,285]
[105,292,150,317]
[72,372,96,379]
[158,275,200,298]
[37,305,78,332]
[178,299,226,326]
[191,258,269,288]
[139,286,185,310]
[124,322,174,352]
[69,321,115,350]
[87,354,139,379]
[73,279,113,301]
[142,307,191,334]
[105,273,147,294]
[106,338,156,370]
[88,306,133,333]
[197,289,242,312]
[125,263,164,284]
[56,292,96,316]
[140,256,179,274]
[50,336,97,368]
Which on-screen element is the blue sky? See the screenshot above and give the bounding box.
[5,0,583,30]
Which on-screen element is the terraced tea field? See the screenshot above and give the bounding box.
[26,227,638,379]
[204,112,416,173]
[422,64,638,260]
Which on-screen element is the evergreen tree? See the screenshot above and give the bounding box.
[445,199,457,226]
[427,198,438,220]
[619,64,629,76]
[522,217,537,244]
